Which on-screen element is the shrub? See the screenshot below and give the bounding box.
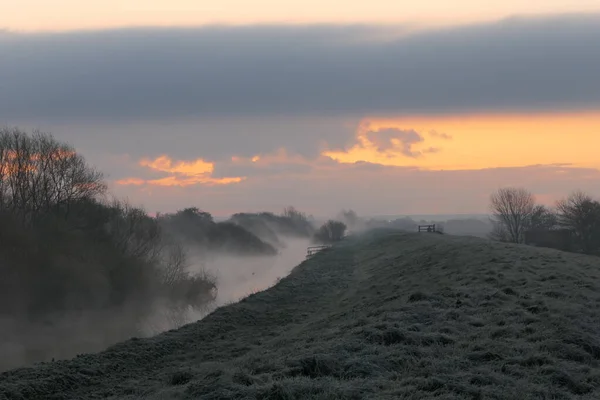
[313,220,347,244]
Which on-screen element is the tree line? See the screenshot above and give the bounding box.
[489,187,600,255]
[0,127,229,369]
[0,127,344,370]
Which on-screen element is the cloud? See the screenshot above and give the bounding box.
[34,116,358,162]
[429,130,452,140]
[323,125,442,165]
[367,128,431,157]
[1,14,600,122]
[139,156,213,176]
[116,155,244,187]
[217,149,316,179]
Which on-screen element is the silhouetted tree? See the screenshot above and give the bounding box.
[0,127,106,223]
[313,220,347,244]
[159,208,276,255]
[489,187,535,243]
[528,204,558,230]
[281,206,314,236]
[556,191,600,254]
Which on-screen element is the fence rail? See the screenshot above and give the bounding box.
[418,224,437,232]
[306,245,331,258]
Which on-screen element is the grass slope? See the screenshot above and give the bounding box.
[2,230,600,399]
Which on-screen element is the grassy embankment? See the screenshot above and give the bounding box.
[1,230,600,399]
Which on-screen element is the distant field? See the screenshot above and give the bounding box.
[2,230,600,399]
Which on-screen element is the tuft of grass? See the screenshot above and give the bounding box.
[169,370,194,386]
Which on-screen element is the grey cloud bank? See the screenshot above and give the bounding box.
[29,116,358,162]
[1,13,599,123]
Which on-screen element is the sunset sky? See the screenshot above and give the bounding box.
[1,3,600,217]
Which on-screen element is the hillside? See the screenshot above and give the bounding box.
[2,230,600,399]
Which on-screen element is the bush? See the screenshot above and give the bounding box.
[556,191,600,254]
[313,220,347,244]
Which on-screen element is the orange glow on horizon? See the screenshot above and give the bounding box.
[323,111,600,171]
[4,0,600,33]
[116,111,600,192]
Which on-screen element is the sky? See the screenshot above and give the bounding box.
[1,2,600,217]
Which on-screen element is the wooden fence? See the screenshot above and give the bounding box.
[306,245,331,258]
[418,224,437,233]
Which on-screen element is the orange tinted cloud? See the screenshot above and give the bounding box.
[114,177,146,186]
[323,111,600,171]
[322,122,447,167]
[139,155,213,176]
[116,155,244,187]
[223,148,323,179]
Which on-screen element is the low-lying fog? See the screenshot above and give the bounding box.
[0,207,491,372]
[0,238,310,372]
[141,238,310,335]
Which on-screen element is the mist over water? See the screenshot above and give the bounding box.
[141,238,310,336]
[209,238,310,305]
[0,234,310,372]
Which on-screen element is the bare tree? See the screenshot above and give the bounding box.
[281,205,314,236]
[489,187,535,243]
[0,127,106,222]
[556,191,600,254]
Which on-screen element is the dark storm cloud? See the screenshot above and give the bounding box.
[1,13,599,122]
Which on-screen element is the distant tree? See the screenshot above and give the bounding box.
[228,212,285,248]
[158,208,214,245]
[280,206,314,236]
[159,208,277,256]
[338,209,359,229]
[313,220,347,244]
[556,191,600,254]
[489,187,535,243]
[528,204,559,230]
[282,206,305,221]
